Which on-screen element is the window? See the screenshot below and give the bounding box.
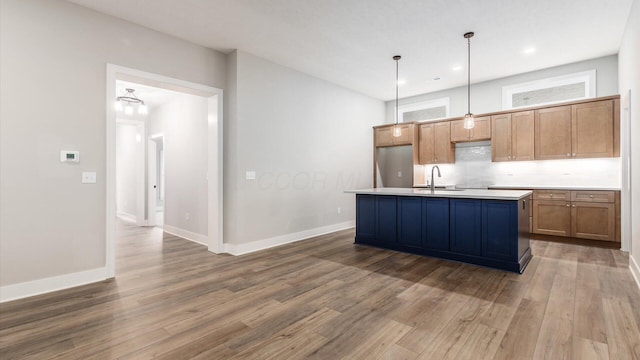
[399,97,450,122]
[502,70,596,109]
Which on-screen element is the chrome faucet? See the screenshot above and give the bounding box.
[431,165,441,193]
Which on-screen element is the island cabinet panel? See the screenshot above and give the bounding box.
[397,197,423,247]
[376,196,397,244]
[356,195,377,242]
[482,200,517,261]
[423,198,450,251]
[450,199,482,256]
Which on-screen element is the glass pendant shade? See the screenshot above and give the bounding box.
[114,101,123,112]
[393,125,402,137]
[138,104,148,115]
[463,113,475,129]
[124,104,134,116]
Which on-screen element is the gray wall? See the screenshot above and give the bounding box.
[224,50,384,245]
[0,0,226,286]
[386,55,619,122]
[618,0,640,273]
[148,94,209,236]
[115,123,139,218]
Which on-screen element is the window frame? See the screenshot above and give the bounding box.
[501,70,597,110]
[399,97,450,123]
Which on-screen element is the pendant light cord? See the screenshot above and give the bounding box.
[467,36,471,115]
[395,57,399,125]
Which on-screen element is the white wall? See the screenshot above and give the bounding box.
[0,0,226,288]
[618,0,640,284]
[115,123,140,219]
[386,55,619,121]
[148,94,209,236]
[224,50,384,248]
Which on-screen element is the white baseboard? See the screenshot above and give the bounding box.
[224,220,355,256]
[0,267,109,303]
[630,254,640,291]
[116,212,137,223]
[163,225,208,246]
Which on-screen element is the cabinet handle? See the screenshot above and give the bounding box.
[508,156,511,160]
[566,204,570,207]
[566,153,570,157]
[590,195,594,198]
[572,204,576,207]
[550,194,553,197]
[572,153,576,157]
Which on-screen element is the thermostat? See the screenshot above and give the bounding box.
[60,150,80,163]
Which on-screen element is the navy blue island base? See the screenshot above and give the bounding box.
[354,191,532,273]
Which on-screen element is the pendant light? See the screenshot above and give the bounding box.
[115,88,148,115]
[463,32,475,129]
[393,55,402,137]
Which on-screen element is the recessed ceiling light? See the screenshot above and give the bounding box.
[452,65,462,71]
[433,77,441,81]
[523,47,536,54]
[397,79,406,85]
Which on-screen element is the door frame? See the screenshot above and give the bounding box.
[106,64,224,278]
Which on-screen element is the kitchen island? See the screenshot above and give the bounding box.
[346,188,533,273]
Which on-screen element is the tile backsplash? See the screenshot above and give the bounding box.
[417,141,621,188]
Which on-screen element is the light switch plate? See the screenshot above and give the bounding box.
[245,171,256,180]
[82,172,97,184]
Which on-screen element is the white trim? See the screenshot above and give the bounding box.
[0,267,108,303]
[116,211,137,223]
[163,225,208,247]
[630,255,640,291]
[106,64,224,280]
[399,97,450,122]
[502,70,597,110]
[621,89,632,252]
[224,221,355,256]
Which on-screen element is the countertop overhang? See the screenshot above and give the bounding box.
[345,187,532,200]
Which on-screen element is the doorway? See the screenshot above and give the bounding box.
[148,134,165,228]
[106,64,224,279]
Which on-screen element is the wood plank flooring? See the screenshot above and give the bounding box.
[1,220,639,359]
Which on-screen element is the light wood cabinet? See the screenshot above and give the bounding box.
[534,100,615,160]
[450,116,491,142]
[375,124,412,147]
[418,121,454,164]
[491,111,534,162]
[534,106,572,160]
[532,189,617,242]
[572,100,614,158]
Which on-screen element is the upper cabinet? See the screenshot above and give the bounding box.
[418,121,454,164]
[450,116,491,142]
[535,100,615,160]
[491,111,534,162]
[375,124,413,147]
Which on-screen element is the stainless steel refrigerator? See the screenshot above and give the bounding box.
[376,145,413,188]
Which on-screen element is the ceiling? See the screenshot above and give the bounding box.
[70,0,633,101]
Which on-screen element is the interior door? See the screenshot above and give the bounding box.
[147,139,157,227]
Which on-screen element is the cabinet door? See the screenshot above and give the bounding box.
[423,198,449,251]
[450,119,469,142]
[356,195,376,243]
[375,127,394,147]
[491,114,512,162]
[393,124,413,146]
[450,199,482,256]
[512,111,535,161]
[482,200,517,261]
[469,116,491,141]
[376,196,397,244]
[535,106,572,160]
[418,123,435,164]
[571,202,615,241]
[532,200,571,237]
[397,197,422,247]
[572,100,614,158]
[434,122,454,163]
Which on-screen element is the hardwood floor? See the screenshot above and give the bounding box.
[1,220,639,359]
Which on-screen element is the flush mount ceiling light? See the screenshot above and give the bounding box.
[393,55,402,137]
[463,32,475,129]
[115,88,148,115]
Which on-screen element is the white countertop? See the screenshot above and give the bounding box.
[488,185,621,191]
[345,187,532,200]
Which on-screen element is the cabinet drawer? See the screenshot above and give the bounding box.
[532,190,571,201]
[571,191,614,203]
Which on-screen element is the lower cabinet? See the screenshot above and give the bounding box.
[355,194,532,273]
